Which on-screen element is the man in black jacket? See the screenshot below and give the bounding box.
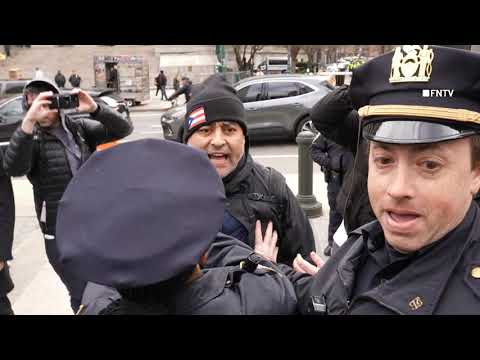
[275,45,480,314]
[54,70,66,89]
[155,70,168,100]
[182,74,315,266]
[311,133,354,256]
[0,149,15,315]
[168,77,192,103]
[3,79,133,313]
[68,70,81,88]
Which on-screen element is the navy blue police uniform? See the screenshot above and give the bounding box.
[286,45,480,314]
[56,139,297,315]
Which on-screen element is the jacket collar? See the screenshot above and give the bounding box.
[223,154,253,196]
[338,203,480,314]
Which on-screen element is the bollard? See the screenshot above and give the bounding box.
[296,130,322,218]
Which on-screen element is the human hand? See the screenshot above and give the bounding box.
[293,252,324,275]
[23,91,57,125]
[254,220,278,263]
[71,88,98,113]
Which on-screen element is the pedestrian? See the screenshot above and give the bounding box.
[4,45,10,57]
[108,65,119,92]
[182,74,316,266]
[34,67,43,79]
[168,76,192,103]
[56,139,297,315]
[311,132,354,256]
[280,45,480,314]
[2,79,133,313]
[54,70,66,88]
[68,70,81,88]
[173,74,180,92]
[0,149,15,315]
[158,70,167,100]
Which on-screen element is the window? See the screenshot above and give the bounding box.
[267,82,299,100]
[0,98,24,120]
[237,83,263,103]
[5,82,25,95]
[296,82,314,95]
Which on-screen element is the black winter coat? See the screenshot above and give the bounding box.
[80,236,297,315]
[222,154,315,266]
[286,202,480,315]
[311,132,354,180]
[168,82,192,102]
[3,104,133,236]
[311,85,375,233]
[0,149,14,262]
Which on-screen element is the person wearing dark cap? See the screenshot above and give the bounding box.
[167,76,193,103]
[56,139,297,315]
[2,79,133,313]
[182,74,315,266]
[269,45,480,314]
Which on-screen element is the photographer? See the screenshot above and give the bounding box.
[3,79,133,313]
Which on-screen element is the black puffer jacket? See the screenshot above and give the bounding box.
[311,85,375,234]
[222,154,315,266]
[3,104,133,235]
[0,149,14,262]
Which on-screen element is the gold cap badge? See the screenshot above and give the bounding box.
[471,267,480,279]
[390,45,434,83]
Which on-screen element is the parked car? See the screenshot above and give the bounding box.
[161,74,332,142]
[0,80,29,101]
[0,89,130,146]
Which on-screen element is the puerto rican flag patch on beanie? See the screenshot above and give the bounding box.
[188,106,206,129]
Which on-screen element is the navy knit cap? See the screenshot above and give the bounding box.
[56,139,226,288]
[182,74,247,143]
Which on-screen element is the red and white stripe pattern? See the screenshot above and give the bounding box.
[187,106,206,129]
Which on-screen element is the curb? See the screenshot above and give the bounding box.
[130,107,170,113]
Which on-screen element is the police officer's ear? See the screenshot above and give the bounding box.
[470,136,480,196]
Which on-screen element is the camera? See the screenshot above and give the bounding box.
[49,93,79,110]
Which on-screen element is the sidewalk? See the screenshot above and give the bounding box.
[130,88,182,112]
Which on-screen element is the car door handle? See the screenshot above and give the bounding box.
[293,103,302,107]
[249,107,259,111]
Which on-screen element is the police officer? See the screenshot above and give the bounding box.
[311,132,354,256]
[282,45,480,314]
[56,139,297,315]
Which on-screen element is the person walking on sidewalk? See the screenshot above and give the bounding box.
[155,70,168,100]
[68,70,81,88]
[3,79,133,313]
[54,70,66,88]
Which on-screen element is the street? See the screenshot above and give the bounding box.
[7,108,330,315]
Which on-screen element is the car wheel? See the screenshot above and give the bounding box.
[125,99,135,107]
[295,116,317,137]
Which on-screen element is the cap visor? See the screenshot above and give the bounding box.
[363,119,478,144]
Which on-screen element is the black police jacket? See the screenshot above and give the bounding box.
[311,133,354,177]
[222,154,315,266]
[3,104,133,236]
[288,202,480,315]
[310,85,375,233]
[79,236,297,315]
[0,149,14,262]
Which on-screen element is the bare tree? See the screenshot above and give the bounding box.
[232,45,264,73]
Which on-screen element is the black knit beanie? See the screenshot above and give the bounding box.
[182,74,247,143]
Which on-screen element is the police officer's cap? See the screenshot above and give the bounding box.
[350,45,480,144]
[56,139,225,288]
